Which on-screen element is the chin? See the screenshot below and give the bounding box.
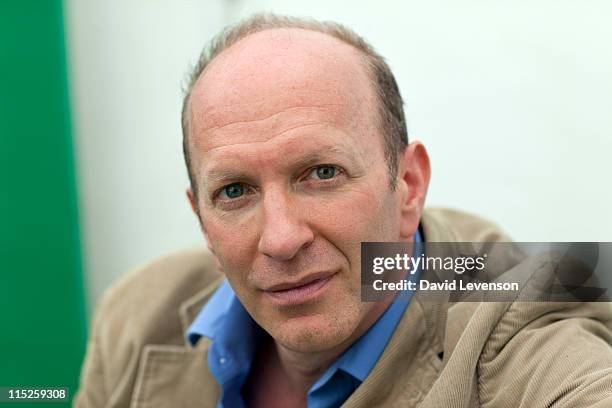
[268,308,362,353]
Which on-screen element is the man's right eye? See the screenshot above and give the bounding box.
[219,183,245,200]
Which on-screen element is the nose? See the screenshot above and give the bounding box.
[257,189,314,261]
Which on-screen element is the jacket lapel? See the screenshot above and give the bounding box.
[341,294,446,407]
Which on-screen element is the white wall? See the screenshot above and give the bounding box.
[66,0,612,312]
[66,0,227,312]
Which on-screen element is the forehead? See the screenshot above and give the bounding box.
[188,28,378,151]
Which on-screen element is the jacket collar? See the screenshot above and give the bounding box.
[179,274,226,343]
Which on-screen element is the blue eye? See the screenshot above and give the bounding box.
[313,165,337,180]
[221,183,245,199]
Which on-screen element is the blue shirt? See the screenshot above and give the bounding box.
[187,229,423,408]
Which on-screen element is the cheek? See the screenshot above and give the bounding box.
[201,213,259,278]
[312,187,400,248]
[305,187,401,288]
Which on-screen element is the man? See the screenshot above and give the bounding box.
[75,14,612,407]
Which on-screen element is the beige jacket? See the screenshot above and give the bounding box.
[75,209,612,407]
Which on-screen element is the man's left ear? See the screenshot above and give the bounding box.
[397,141,431,239]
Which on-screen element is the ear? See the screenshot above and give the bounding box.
[396,141,431,240]
[186,187,200,218]
[186,188,223,270]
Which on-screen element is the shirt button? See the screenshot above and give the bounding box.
[219,357,226,364]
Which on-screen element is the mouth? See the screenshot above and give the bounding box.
[263,271,336,305]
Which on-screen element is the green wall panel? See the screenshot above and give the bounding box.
[0,0,86,405]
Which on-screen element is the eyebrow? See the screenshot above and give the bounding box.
[203,145,357,188]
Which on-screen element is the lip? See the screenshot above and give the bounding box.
[263,271,336,305]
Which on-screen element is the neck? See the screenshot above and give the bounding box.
[272,340,341,393]
[268,297,394,394]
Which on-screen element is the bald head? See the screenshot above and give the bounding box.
[181,15,408,197]
[189,28,375,149]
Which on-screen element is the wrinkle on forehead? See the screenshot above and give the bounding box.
[202,121,328,154]
[199,103,344,133]
[191,84,364,142]
[193,101,360,153]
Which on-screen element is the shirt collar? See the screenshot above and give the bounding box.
[187,279,260,362]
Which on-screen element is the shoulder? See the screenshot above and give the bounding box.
[100,247,221,307]
[94,247,222,346]
[421,207,512,242]
[76,249,222,407]
[477,300,612,405]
